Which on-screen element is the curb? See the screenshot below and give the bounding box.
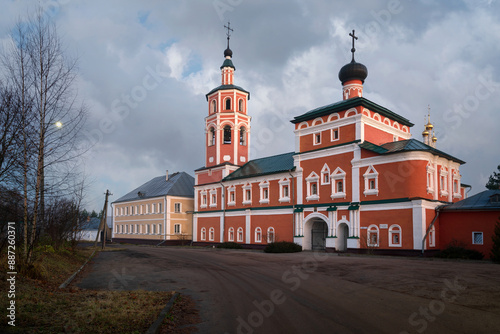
[145,292,180,334]
[59,249,97,289]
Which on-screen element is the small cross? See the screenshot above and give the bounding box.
[224,21,234,44]
[349,29,358,62]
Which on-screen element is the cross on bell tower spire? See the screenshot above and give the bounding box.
[224,21,233,50]
[349,29,358,62]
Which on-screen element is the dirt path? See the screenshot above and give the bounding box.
[77,245,500,333]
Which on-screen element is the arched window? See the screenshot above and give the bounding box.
[211,100,217,113]
[237,227,243,242]
[367,225,379,247]
[225,98,231,110]
[201,228,206,241]
[238,99,244,112]
[267,227,275,243]
[209,227,215,241]
[255,227,262,242]
[389,225,401,247]
[209,127,215,146]
[223,125,231,144]
[239,127,246,145]
[228,227,234,242]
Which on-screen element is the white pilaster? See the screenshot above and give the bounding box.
[245,209,251,244]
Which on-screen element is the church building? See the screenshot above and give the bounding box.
[193,29,468,254]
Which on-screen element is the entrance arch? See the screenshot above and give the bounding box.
[303,213,329,251]
[336,223,349,252]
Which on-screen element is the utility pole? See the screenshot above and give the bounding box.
[94,189,112,249]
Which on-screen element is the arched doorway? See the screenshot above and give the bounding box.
[336,223,349,252]
[311,220,328,251]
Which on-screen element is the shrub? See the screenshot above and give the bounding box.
[217,242,243,249]
[436,241,484,260]
[491,219,500,263]
[264,241,302,253]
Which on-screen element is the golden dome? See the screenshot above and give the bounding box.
[426,122,434,130]
[432,136,437,142]
[422,130,429,136]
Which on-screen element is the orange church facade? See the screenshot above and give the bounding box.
[193,32,468,254]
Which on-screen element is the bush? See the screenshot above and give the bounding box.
[264,241,302,253]
[436,242,484,260]
[491,219,500,264]
[217,242,243,249]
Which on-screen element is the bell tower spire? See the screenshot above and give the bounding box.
[338,30,368,100]
[221,21,235,85]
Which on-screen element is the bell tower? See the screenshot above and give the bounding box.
[204,22,251,169]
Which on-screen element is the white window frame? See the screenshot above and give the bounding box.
[453,170,462,199]
[279,178,291,203]
[201,227,206,241]
[388,224,402,247]
[209,227,215,241]
[255,227,262,243]
[331,127,339,142]
[242,183,252,205]
[174,202,181,213]
[472,231,483,245]
[331,167,346,199]
[200,190,208,209]
[306,172,319,201]
[174,224,181,234]
[135,224,139,234]
[313,132,321,145]
[267,227,275,243]
[321,164,330,185]
[426,163,435,194]
[237,227,244,242]
[363,165,379,196]
[440,167,449,197]
[367,225,379,247]
[158,203,162,213]
[209,189,217,208]
[158,223,162,235]
[227,186,236,206]
[259,181,270,204]
[429,225,435,247]
[228,227,234,242]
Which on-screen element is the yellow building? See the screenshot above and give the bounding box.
[112,171,194,245]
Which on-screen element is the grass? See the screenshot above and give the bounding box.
[0,245,174,334]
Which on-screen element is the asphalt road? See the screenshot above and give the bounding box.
[77,245,500,334]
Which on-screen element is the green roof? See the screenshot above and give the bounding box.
[220,58,235,69]
[205,84,250,100]
[359,139,465,164]
[291,97,414,127]
[441,190,500,211]
[223,152,295,181]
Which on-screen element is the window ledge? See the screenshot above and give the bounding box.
[453,193,462,199]
[331,192,346,199]
[363,189,379,196]
[227,202,236,207]
[440,191,449,197]
[259,199,269,204]
[306,195,320,201]
[209,204,217,208]
[389,244,402,247]
[200,205,207,209]
[242,200,252,205]
[279,197,290,203]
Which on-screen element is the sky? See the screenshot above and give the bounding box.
[1,0,499,211]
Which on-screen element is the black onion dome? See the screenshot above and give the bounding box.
[224,47,233,58]
[338,60,368,84]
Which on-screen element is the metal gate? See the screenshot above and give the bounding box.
[311,227,327,250]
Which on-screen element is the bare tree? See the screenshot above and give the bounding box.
[1,7,87,263]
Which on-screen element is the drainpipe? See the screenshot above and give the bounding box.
[422,205,445,256]
[288,169,296,237]
[220,182,226,243]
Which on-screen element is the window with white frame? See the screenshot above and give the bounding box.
[135,205,139,215]
[259,181,270,204]
[209,227,215,241]
[306,172,320,201]
[152,203,156,214]
[363,165,379,196]
[210,189,217,208]
[201,190,208,208]
[228,227,234,241]
[426,163,435,194]
[313,132,321,145]
[472,232,483,245]
[120,207,123,216]
[158,224,162,234]
[146,224,150,234]
[136,224,139,234]
[115,207,119,216]
[131,225,134,234]
[331,167,346,199]
[201,227,206,240]
[131,206,134,215]
[440,167,449,196]
[239,127,247,146]
[453,170,461,198]
[389,225,402,247]
[321,164,330,185]
[126,206,129,215]
[242,183,252,205]
[331,128,339,141]
[209,127,215,146]
[152,224,156,234]
[267,227,275,243]
[279,178,291,203]
[238,99,244,112]
[158,203,162,213]
[139,225,142,234]
[237,227,243,242]
[211,100,217,114]
[140,205,143,214]
[429,225,435,247]
[174,224,181,234]
[367,225,379,247]
[223,125,232,144]
[174,202,181,213]
[227,186,236,206]
[255,227,262,242]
